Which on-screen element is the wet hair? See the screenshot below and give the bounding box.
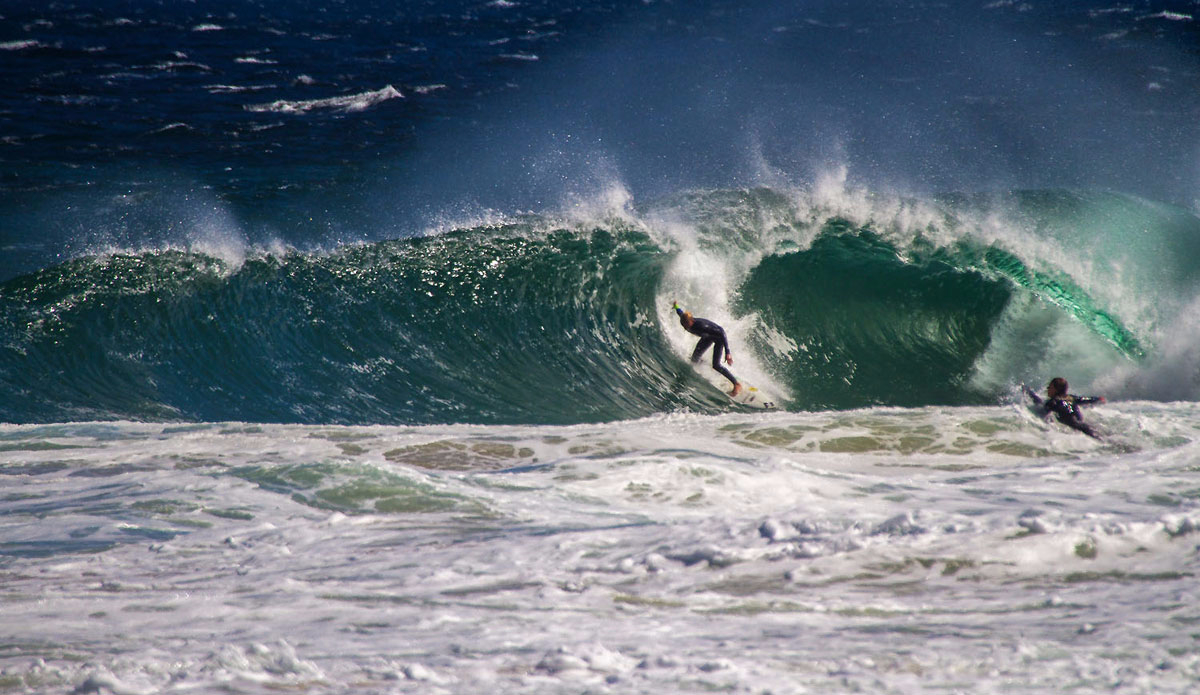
[679,311,693,327]
[1047,377,1068,398]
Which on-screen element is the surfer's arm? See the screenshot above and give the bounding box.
[1072,395,1105,407]
[1021,384,1043,406]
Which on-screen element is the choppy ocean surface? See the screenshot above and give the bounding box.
[3,1,1200,693]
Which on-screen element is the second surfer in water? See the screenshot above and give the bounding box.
[1023,377,1106,439]
[674,302,742,396]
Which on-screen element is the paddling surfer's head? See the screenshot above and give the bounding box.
[1047,377,1068,398]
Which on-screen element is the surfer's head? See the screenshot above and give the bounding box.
[679,310,693,329]
[1047,377,1068,398]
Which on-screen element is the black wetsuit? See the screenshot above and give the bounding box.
[1023,386,1103,439]
[681,314,738,387]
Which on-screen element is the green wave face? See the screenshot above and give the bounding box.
[737,225,1014,410]
[0,223,710,424]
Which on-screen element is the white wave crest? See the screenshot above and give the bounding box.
[0,39,40,51]
[246,85,403,115]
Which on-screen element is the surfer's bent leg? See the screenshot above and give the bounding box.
[690,337,714,363]
[710,343,738,387]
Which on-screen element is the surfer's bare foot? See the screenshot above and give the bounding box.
[730,383,742,397]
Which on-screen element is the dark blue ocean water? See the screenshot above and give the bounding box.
[2,1,1200,424]
[4,0,1198,265]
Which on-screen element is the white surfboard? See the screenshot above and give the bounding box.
[726,381,778,410]
[686,351,778,409]
[696,370,777,409]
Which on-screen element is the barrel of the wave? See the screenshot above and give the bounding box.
[671,302,776,410]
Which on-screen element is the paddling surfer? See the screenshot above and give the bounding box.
[1023,377,1106,439]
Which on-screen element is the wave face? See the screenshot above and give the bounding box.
[4,185,1198,425]
[0,224,683,424]
[737,223,1013,409]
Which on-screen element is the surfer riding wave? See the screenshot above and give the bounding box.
[674,302,742,397]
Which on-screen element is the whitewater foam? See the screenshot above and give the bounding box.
[2,406,1198,692]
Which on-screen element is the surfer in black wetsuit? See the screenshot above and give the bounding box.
[1023,377,1106,439]
[673,302,742,396]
